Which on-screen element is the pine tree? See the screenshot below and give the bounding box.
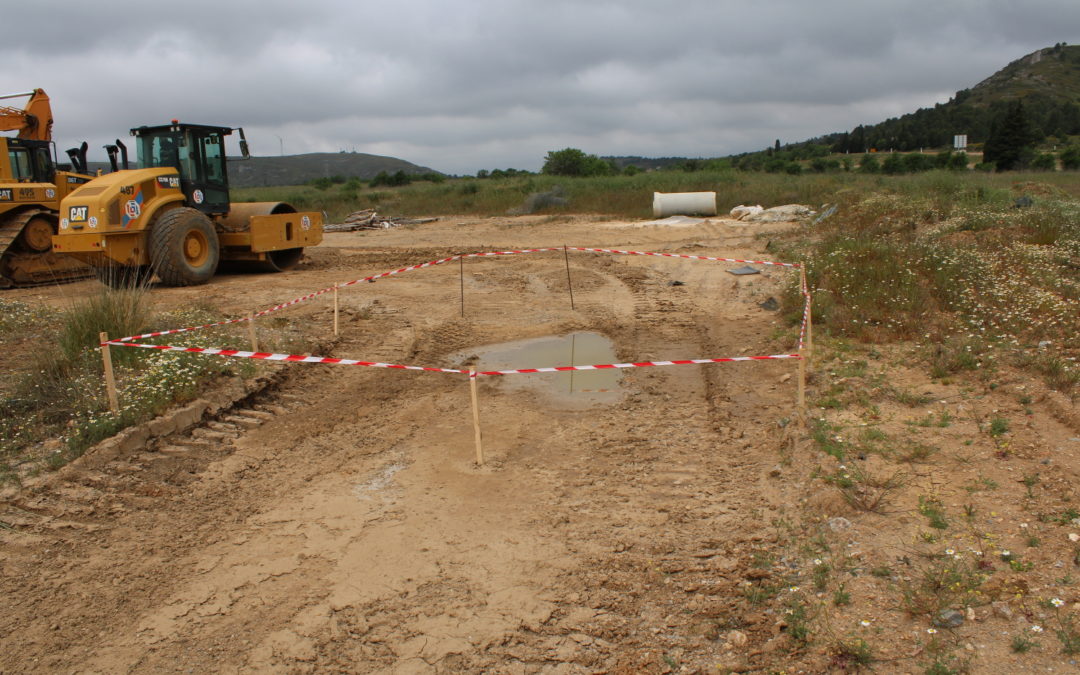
[983,101,1038,171]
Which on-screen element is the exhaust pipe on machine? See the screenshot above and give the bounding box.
[66,147,85,173]
[104,144,119,173]
[116,139,129,170]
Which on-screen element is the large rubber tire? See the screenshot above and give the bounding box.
[149,207,220,286]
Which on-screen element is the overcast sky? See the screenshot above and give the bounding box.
[3,1,1077,174]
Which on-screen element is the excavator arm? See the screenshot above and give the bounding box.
[0,88,53,141]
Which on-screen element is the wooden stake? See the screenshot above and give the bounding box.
[100,331,119,414]
[798,355,807,426]
[563,244,576,311]
[569,333,576,394]
[469,369,484,466]
[248,310,259,353]
[333,285,340,337]
[459,255,465,318]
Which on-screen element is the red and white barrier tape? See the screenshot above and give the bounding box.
[475,354,801,376]
[797,268,812,351]
[103,339,802,374]
[568,247,800,268]
[104,340,467,373]
[114,246,800,344]
[114,248,564,343]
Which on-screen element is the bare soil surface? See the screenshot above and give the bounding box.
[2,215,1078,674]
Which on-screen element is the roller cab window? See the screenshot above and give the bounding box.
[133,123,231,215]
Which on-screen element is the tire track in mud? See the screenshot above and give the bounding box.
[0,231,804,674]
[446,254,800,672]
[0,302,427,672]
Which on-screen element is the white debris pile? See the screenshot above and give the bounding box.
[730,204,815,222]
[729,204,763,220]
[325,209,439,232]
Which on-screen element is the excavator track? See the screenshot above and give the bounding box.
[0,209,93,288]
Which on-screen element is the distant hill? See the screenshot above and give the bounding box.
[81,151,439,187]
[228,152,439,187]
[818,44,1080,152]
[965,44,1080,107]
[607,45,1080,169]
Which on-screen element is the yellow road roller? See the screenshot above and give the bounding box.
[54,121,322,286]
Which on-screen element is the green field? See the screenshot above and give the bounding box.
[234,169,1080,222]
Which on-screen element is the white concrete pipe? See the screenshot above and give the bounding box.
[652,191,717,217]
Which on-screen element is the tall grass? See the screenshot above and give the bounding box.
[237,171,849,220]
[234,169,1080,221]
[57,286,154,365]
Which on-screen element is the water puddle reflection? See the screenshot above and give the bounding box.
[455,332,624,407]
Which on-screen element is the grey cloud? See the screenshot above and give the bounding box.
[3,0,1078,174]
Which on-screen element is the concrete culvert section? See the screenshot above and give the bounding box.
[652,191,717,217]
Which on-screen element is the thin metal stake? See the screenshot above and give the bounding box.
[459,255,465,318]
[563,244,576,310]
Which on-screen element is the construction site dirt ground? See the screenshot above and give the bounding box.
[2,215,1079,674]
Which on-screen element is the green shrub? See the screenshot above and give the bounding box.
[371,170,412,187]
[1061,145,1080,170]
[542,148,616,177]
[1030,153,1057,171]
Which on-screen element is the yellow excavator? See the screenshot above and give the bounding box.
[54,121,323,286]
[0,88,95,286]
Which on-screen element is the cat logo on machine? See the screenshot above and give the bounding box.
[301,215,312,230]
[124,199,141,220]
[69,205,89,222]
[0,189,11,201]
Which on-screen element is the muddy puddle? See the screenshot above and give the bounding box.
[453,332,624,408]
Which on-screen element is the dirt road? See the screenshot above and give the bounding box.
[1,215,807,673]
